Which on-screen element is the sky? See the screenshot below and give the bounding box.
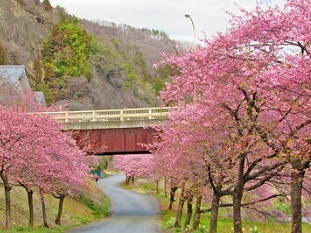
[49,0,286,44]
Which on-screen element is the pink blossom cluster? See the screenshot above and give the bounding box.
[147,0,311,231]
[0,104,97,197]
[113,154,154,179]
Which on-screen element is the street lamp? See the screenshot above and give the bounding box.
[185,14,197,49]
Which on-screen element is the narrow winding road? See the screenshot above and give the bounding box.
[68,174,162,233]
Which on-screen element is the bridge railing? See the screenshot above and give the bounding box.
[42,107,177,123]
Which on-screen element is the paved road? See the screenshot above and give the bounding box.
[68,174,162,233]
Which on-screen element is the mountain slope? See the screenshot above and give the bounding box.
[0,0,179,110]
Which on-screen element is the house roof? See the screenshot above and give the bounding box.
[0,65,46,106]
[0,65,28,85]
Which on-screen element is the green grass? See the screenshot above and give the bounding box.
[2,226,70,233]
[79,195,111,218]
[161,206,311,233]
[190,217,311,233]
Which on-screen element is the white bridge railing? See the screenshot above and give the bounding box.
[43,107,176,124]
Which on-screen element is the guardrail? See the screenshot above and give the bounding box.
[43,107,176,124]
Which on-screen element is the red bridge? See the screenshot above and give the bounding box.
[45,107,175,155]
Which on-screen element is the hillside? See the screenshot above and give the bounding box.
[0,181,110,231]
[0,0,180,110]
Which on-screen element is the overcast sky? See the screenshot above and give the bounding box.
[49,0,286,43]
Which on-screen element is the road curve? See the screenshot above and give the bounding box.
[68,174,162,233]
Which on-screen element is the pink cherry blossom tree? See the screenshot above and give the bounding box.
[113,154,153,184]
[149,103,285,232]
[46,136,94,225]
[0,98,96,229]
[154,1,311,232]
[28,116,97,227]
[0,106,37,229]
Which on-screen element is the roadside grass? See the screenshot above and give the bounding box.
[129,178,311,233]
[0,179,110,233]
[3,226,71,233]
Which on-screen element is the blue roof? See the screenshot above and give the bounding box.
[0,65,27,84]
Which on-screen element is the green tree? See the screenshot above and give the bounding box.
[40,20,95,104]
[0,42,6,65]
[32,57,44,85]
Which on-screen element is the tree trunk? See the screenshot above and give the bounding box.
[125,176,134,185]
[27,189,34,227]
[125,176,130,185]
[164,178,168,197]
[184,194,193,229]
[1,174,12,230]
[209,192,221,233]
[55,194,65,225]
[290,169,305,233]
[193,194,202,230]
[4,184,12,230]
[174,186,186,228]
[233,156,245,233]
[169,187,178,210]
[39,189,49,228]
[156,180,159,194]
[233,188,243,233]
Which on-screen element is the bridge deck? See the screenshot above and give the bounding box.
[41,107,177,154]
[43,107,176,130]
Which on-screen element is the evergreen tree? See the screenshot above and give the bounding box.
[0,42,6,65]
[32,57,44,85]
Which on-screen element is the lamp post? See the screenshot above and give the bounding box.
[185,14,197,49]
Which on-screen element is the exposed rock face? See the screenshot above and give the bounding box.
[0,1,50,66]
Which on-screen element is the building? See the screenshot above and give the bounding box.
[0,65,46,105]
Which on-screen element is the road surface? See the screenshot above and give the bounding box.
[68,174,162,233]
